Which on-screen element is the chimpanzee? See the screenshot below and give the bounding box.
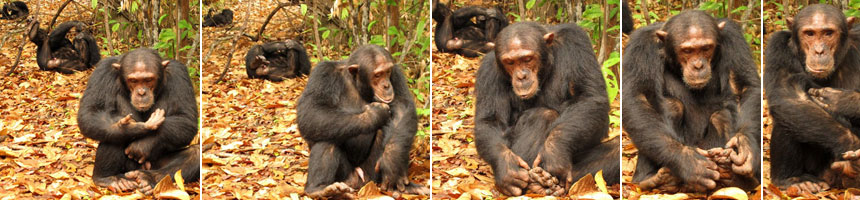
[296,45,429,198]
[622,0,633,34]
[766,4,860,193]
[202,9,233,27]
[433,2,508,57]
[27,20,100,74]
[0,1,27,20]
[244,39,311,81]
[622,10,761,192]
[474,22,620,196]
[78,48,199,195]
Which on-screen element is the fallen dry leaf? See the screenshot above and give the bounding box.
[709,187,749,200]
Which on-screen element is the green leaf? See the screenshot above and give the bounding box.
[370,35,385,46]
[368,20,378,32]
[322,30,330,39]
[731,6,748,14]
[526,0,536,9]
[387,26,399,36]
[158,14,168,25]
[301,4,308,15]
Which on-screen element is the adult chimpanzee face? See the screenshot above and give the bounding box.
[368,54,394,103]
[125,63,159,111]
[499,37,542,99]
[675,27,716,89]
[793,12,853,78]
[657,21,723,89]
[113,50,167,112]
[347,46,396,103]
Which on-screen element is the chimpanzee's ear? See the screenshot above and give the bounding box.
[655,30,668,42]
[787,17,794,28]
[111,62,121,70]
[847,17,856,27]
[161,60,171,68]
[543,32,555,45]
[347,64,360,75]
[717,21,727,31]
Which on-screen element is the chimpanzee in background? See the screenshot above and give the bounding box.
[296,45,429,198]
[622,10,761,192]
[474,22,620,196]
[622,0,633,34]
[78,48,199,194]
[0,1,27,20]
[27,20,100,74]
[202,9,233,27]
[244,39,311,81]
[766,4,860,193]
[433,2,508,57]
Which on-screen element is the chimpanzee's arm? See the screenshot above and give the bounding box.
[376,65,419,189]
[433,11,455,52]
[544,24,609,156]
[765,30,860,157]
[833,91,860,117]
[474,53,515,168]
[719,19,761,175]
[148,61,199,154]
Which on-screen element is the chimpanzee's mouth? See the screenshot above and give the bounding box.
[375,95,393,103]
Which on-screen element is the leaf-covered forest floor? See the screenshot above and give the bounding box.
[0,1,200,199]
[199,1,431,199]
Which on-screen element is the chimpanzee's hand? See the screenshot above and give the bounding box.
[116,114,137,127]
[374,150,407,193]
[809,87,846,113]
[125,137,157,164]
[142,109,165,131]
[534,143,574,194]
[365,102,391,122]
[699,147,733,180]
[252,55,270,67]
[527,156,566,196]
[832,149,860,178]
[639,167,685,192]
[495,149,530,196]
[676,147,720,192]
[725,134,754,177]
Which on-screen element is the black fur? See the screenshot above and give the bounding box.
[622,0,633,34]
[0,1,27,20]
[433,3,508,57]
[202,9,233,27]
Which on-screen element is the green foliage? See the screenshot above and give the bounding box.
[699,1,725,17]
[602,52,620,104]
[577,4,604,42]
[846,0,860,17]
